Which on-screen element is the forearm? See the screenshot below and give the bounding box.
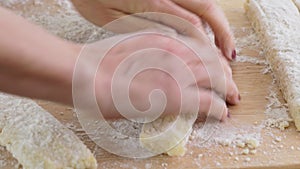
[0,6,79,105]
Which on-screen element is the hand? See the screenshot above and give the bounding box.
[74,29,239,121]
[0,6,238,121]
[71,0,236,60]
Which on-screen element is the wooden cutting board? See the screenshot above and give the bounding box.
[41,0,300,168]
[2,0,300,168]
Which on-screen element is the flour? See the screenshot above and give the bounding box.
[235,55,267,65]
[246,0,300,130]
[233,27,257,48]
[189,118,262,149]
[0,0,298,168]
[188,22,295,166]
[263,79,293,130]
[1,0,29,7]
[0,93,97,169]
[232,24,293,131]
[0,0,113,43]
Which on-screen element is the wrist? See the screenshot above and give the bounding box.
[0,6,82,105]
[49,42,82,105]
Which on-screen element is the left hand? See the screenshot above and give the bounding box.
[71,0,236,61]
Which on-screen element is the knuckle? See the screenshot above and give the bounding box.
[201,0,217,14]
[186,14,202,26]
[151,0,167,10]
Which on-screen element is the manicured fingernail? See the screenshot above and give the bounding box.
[215,38,220,47]
[232,49,236,60]
[238,94,241,101]
[227,111,231,118]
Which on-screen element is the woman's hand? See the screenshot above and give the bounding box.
[75,30,240,121]
[71,0,236,61]
[0,6,239,121]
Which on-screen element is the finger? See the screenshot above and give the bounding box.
[103,14,179,34]
[130,0,209,37]
[198,89,228,121]
[71,0,116,26]
[150,0,202,28]
[172,0,236,61]
[99,0,207,34]
[170,35,239,102]
[226,78,240,105]
[112,0,203,29]
[218,53,240,105]
[191,62,239,105]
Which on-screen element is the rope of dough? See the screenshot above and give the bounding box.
[245,0,300,130]
[0,93,97,169]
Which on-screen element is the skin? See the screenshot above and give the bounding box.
[0,0,239,121]
[71,0,236,60]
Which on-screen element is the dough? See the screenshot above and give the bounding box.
[245,0,300,130]
[140,115,195,156]
[0,93,97,169]
[140,91,226,156]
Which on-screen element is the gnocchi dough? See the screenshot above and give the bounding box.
[245,0,300,130]
[0,93,97,169]
[140,115,195,156]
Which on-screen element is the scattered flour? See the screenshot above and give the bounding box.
[232,27,262,51]
[0,0,297,168]
[189,24,295,166]
[190,119,262,150]
[1,0,29,6]
[235,55,267,65]
[0,0,113,43]
[264,79,293,130]
[232,25,293,132]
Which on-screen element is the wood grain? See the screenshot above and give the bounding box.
[2,0,300,168]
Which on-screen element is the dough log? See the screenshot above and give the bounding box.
[245,0,300,130]
[0,93,97,169]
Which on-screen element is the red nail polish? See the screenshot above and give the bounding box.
[238,94,241,101]
[227,111,231,118]
[215,38,220,47]
[232,50,236,60]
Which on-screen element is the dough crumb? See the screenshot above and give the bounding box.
[161,162,168,167]
[241,148,250,155]
[250,149,257,154]
[246,138,260,149]
[197,154,203,158]
[234,157,239,161]
[244,157,251,162]
[274,137,282,142]
[236,140,246,148]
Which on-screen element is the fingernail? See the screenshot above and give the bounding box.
[227,111,231,118]
[214,38,220,47]
[232,49,236,60]
[238,94,241,101]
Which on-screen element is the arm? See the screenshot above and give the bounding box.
[0,6,78,105]
[0,6,239,120]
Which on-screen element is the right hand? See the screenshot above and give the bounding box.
[75,30,240,121]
